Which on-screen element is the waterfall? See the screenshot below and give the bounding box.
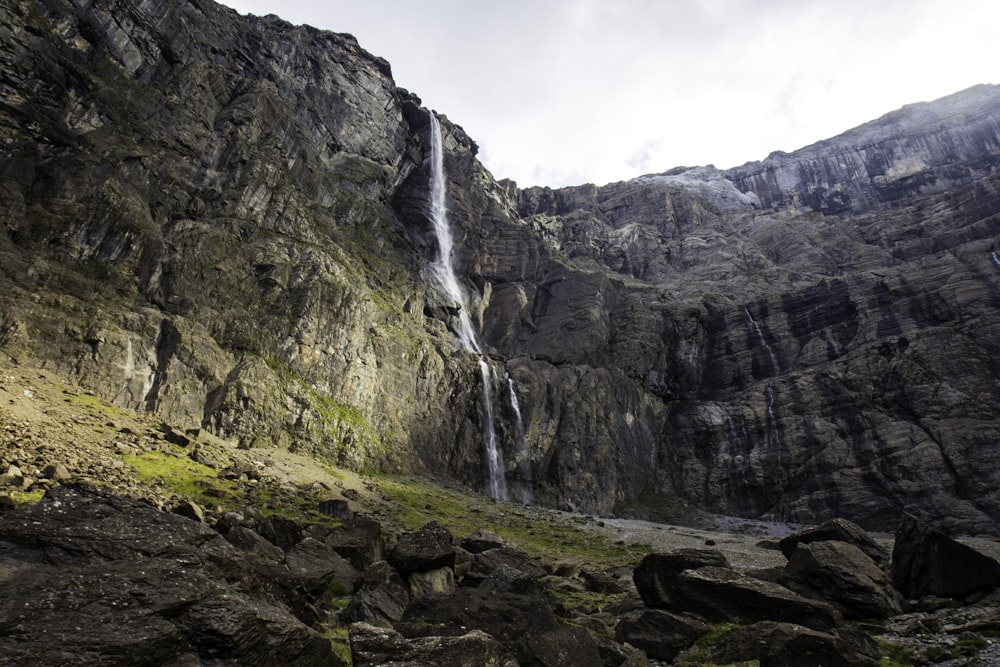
[506,373,534,504]
[426,110,507,500]
[992,250,1000,268]
[744,307,779,375]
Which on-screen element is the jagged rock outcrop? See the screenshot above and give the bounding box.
[3,0,1000,532]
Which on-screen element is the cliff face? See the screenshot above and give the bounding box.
[3,0,1000,533]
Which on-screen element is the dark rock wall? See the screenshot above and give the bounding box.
[3,0,1000,532]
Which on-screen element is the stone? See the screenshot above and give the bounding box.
[779,540,907,619]
[779,517,891,568]
[614,608,708,662]
[891,513,1000,599]
[408,565,456,598]
[466,544,547,585]
[387,521,455,575]
[323,517,384,569]
[399,588,602,666]
[632,548,729,608]
[348,622,518,667]
[342,561,410,628]
[40,463,71,482]
[460,528,506,553]
[171,498,205,523]
[223,525,285,562]
[672,566,844,631]
[682,621,881,667]
[318,498,352,520]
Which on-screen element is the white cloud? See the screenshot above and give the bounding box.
[221,0,999,188]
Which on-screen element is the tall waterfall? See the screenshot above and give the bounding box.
[426,111,508,501]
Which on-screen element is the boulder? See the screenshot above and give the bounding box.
[672,566,844,631]
[779,518,891,568]
[342,561,410,628]
[349,622,518,667]
[224,525,286,562]
[323,517,384,569]
[399,588,602,666]
[283,537,359,593]
[460,528,506,553]
[480,562,540,593]
[408,565,456,598]
[891,513,1000,599]
[466,544,547,585]
[682,621,880,667]
[614,608,708,662]
[387,521,455,575]
[318,498,352,520]
[632,548,729,608]
[779,540,906,619]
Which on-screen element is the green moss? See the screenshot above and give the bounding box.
[878,639,915,666]
[121,449,241,509]
[549,588,626,617]
[320,622,352,665]
[9,488,46,506]
[61,388,130,419]
[673,622,746,667]
[377,476,650,570]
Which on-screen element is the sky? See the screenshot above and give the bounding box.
[219,0,998,188]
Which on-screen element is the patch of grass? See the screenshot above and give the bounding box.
[121,448,241,510]
[376,476,650,570]
[9,488,46,505]
[673,622,746,667]
[878,639,916,667]
[549,587,626,617]
[61,388,130,419]
[320,622,352,665]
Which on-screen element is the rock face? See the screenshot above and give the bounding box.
[0,485,339,665]
[3,0,1000,532]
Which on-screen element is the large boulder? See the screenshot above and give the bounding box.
[614,608,708,662]
[672,566,844,631]
[387,521,455,575]
[398,588,602,666]
[680,621,881,667]
[349,622,518,667]
[779,518,891,568]
[779,540,907,619]
[342,560,410,628]
[891,513,1000,599]
[323,517,384,569]
[632,548,729,608]
[465,544,547,586]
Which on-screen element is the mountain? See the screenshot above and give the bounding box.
[3,0,1000,534]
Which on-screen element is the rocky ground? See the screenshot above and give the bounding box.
[3,357,1000,665]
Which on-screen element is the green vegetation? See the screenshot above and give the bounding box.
[121,448,242,509]
[377,476,651,570]
[878,639,915,666]
[9,488,46,506]
[673,622,747,667]
[320,622,352,665]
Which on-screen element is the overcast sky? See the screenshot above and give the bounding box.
[220,0,997,188]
